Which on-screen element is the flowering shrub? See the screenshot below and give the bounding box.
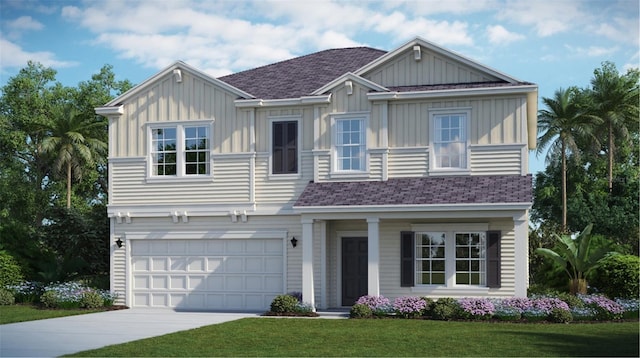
[458,298,495,320]
[356,295,392,315]
[294,301,315,313]
[571,307,597,321]
[492,306,521,321]
[499,297,533,313]
[530,297,570,314]
[616,298,639,319]
[393,296,427,318]
[579,294,624,320]
[287,291,303,302]
[6,281,43,303]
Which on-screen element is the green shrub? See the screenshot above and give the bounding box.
[556,292,584,308]
[350,303,373,318]
[40,290,59,308]
[269,294,299,313]
[0,288,15,305]
[0,251,24,288]
[431,298,460,320]
[590,254,639,299]
[549,308,573,323]
[421,297,435,317]
[80,291,104,308]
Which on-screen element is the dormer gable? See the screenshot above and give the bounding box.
[311,72,389,96]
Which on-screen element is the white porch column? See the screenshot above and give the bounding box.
[367,217,380,297]
[318,220,327,310]
[513,212,529,297]
[301,218,315,310]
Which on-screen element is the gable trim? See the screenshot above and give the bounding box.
[104,61,255,107]
[356,37,522,83]
[311,72,389,95]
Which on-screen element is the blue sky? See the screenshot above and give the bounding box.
[1,0,638,174]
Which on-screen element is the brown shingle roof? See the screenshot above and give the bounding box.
[218,47,386,99]
[294,175,532,207]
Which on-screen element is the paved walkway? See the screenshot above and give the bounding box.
[0,309,259,357]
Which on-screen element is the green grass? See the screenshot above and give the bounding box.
[0,304,104,324]
[70,318,639,357]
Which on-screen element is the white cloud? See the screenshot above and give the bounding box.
[496,0,583,37]
[400,0,499,15]
[6,16,44,31]
[564,44,620,58]
[0,37,78,70]
[486,25,525,45]
[593,17,640,46]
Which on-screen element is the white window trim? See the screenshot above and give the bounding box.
[330,113,369,178]
[268,115,302,180]
[428,108,471,175]
[145,119,214,182]
[411,223,489,290]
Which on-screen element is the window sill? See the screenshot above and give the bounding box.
[428,169,470,176]
[329,171,370,180]
[145,176,214,184]
[411,286,490,296]
[268,173,302,181]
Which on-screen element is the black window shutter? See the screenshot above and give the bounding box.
[400,231,415,287]
[486,230,501,288]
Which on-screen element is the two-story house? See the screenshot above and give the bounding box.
[96,37,537,311]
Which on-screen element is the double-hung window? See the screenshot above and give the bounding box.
[271,120,298,175]
[431,110,469,172]
[149,122,211,178]
[401,226,500,290]
[334,116,366,172]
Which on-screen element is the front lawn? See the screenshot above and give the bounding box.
[0,304,104,324]
[70,318,639,357]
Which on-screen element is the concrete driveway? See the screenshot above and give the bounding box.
[0,308,258,357]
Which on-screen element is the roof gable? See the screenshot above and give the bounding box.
[311,72,388,96]
[357,37,522,85]
[105,61,254,107]
[218,47,386,100]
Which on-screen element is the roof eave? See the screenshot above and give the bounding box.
[292,202,532,214]
[367,84,538,101]
[234,94,332,108]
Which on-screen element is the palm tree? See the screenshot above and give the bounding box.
[41,105,107,208]
[588,62,639,192]
[536,88,599,231]
[535,224,612,294]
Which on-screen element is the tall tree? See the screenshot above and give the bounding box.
[41,105,107,208]
[588,62,640,192]
[536,87,599,231]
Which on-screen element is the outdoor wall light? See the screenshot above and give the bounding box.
[290,237,298,248]
[115,238,123,248]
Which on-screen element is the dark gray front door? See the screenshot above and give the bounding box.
[342,237,368,306]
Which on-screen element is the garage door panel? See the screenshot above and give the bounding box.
[152,258,168,271]
[152,276,168,289]
[131,238,284,311]
[188,257,205,272]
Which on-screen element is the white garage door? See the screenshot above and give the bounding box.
[130,239,284,311]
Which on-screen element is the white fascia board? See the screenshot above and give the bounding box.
[95,105,124,116]
[293,202,532,215]
[234,94,331,108]
[104,61,254,107]
[125,230,288,240]
[367,84,538,101]
[356,37,523,83]
[311,72,389,95]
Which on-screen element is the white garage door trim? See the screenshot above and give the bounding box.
[124,230,287,311]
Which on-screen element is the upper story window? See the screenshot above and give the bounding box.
[334,116,366,172]
[431,110,470,172]
[149,121,212,178]
[272,120,298,175]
